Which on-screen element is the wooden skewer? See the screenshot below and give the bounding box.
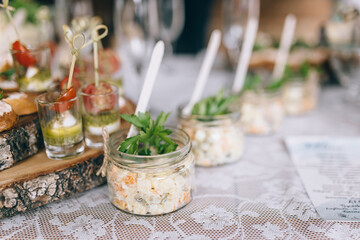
[90,25,108,87]
[1,0,21,41]
[67,33,85,89]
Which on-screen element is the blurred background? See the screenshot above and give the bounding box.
[1,0,360,100]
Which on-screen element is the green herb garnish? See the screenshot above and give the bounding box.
[272,39,311,51]
[244,74,262,91]
[191,89,237,116]
[265,66,293,91]
[290,40,311,51]
[0,68,15,80]
[0,89,4,100]
[119,112,178,155]
[12,0,40,24]
[265,77,286,92]
[253,43,263,52]
[281,62,312,81]
[299,62,311,79]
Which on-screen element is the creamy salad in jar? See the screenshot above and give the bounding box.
[282,70,319,116]
[178,113,243,167]
[178,90,243,167]
[240,90,284,135]
[106,112,194,216]
[239,73,285,135]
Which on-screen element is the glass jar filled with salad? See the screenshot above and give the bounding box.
[178,90,244,167]
[240,74,285,135]
[107,112,194,216]
[282,63,320,115]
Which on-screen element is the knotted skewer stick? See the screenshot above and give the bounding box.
[0,0,20,41]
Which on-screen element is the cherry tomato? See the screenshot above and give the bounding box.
[83,82,115,114]
[53,86,77,113]
[12,41,37,68]
[98,49,120,75]
[60,77,81,92]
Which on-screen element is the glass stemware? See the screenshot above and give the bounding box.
[114,0,154,75]
[153,0,185,56]
[326,0,360,102]
[222,0,250,68]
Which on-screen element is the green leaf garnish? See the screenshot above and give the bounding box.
[0,68,15,80]
[243,74,262,91]
[253,43,263,52]
[299,62,311,79]
[191,89,237,117]
[119,112,178,156]
[12,0,40,24]
[265,77,286,92]
[290,39,311,51]
[0,89,4,100]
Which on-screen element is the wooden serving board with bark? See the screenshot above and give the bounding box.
[0,96,136,218]
[0,113,44,171]
[0,148,106,219]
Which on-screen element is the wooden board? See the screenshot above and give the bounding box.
[0,113,44,171]
[0,148,105,219]
[0,96,135,172]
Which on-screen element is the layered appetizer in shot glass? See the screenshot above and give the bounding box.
[80,81,120,148]
[240,74,284,135]
[178,89,243,167]
[34,25,86,160]
[282,62,320,115]
[35,86,85,160]
[1,2,56,92]
[0,52,19,92]
[106,112,194,216]
[11,42,53,92]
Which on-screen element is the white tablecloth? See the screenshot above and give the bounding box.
[1,56,360,239]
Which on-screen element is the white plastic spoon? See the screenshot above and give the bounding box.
[271,14,297,80]
[127,41,165,138]
[182,29,222,115]
[232,0,260,93]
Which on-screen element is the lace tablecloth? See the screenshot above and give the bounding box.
[1,56,360,239]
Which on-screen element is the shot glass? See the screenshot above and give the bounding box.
[0,51,18,91]
[11,45,53,92]
[80,83,121,148]
[35,91,85,160]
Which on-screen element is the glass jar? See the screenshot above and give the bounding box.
[240,90,284,135]
[107,127,194,216]
[282,72,319,115]
[178,108,244,167]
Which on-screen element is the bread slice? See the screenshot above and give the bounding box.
[3,92,37,116]
[0,101,18,132]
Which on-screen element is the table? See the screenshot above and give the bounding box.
[1,56,360,239]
